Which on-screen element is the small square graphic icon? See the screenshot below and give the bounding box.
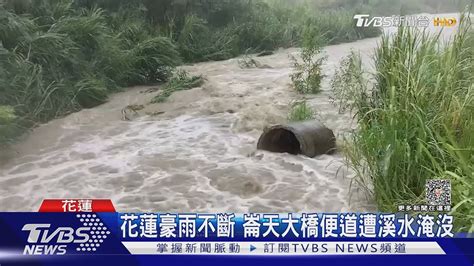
[426,179,451,206]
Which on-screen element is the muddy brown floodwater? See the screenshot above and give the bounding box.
[0,13,462,212]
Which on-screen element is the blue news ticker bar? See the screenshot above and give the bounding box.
[0,212,472,266]
[118,212,455,241]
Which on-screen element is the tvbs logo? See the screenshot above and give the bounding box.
[22,214,110,255]
[22,224,90,255]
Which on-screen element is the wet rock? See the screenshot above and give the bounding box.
[257,51,274,57]
[140,87,160,93]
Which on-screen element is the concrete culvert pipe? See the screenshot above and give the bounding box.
[257,120,336,157]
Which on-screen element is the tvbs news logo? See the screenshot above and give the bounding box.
[22,213,110,255]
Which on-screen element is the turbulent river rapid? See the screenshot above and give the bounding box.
[0,14,461,212]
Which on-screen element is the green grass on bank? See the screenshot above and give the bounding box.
[333,14,473,231]
[0,4,181,146]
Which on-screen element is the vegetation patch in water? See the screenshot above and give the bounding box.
[288,100,315,122]
[151,70,204,104]
[291,24,327,94]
